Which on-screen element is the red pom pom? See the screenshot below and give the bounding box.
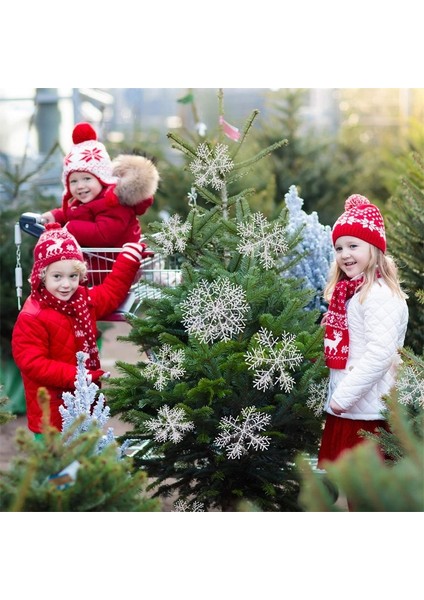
[345,194,370,211]
[72,122,97,144]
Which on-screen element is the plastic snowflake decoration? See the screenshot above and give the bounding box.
[307,379,329,416]
[59,352,131,456]
[245,327,303,392]
[189,143,234,190]
[237,212,288,270]
[281,185,333,311]
[173,499,205,512]
[396,366,424,407]
[143,344,186,391]
[144,405,194,443]
[181,278,249,344]
[154,214,192,256]
[214,406,271,460]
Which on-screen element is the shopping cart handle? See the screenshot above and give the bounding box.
[19,213,45,238]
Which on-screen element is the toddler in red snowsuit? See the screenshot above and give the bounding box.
[41,122,159,250]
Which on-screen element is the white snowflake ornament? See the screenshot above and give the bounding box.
[189,143,234,190]
[245,327,303,392]
[144,405,194,443]
[237,212,288,269]
[396,367,424,407]
[214,406,271,460]
[173,499,205,512]
[181,278,249,344]
[154,214,192,256]
[307,378,329,416]
[143,344,186,391]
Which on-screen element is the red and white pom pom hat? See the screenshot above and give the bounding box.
[331,194,386,253]
[30,223,84,289]
[62,122,117,201]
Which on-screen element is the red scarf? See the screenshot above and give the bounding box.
[324,277,364,369]
[32,286,100,371]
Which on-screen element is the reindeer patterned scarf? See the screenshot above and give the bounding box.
[32,286,101,371]
[324,277,364,369]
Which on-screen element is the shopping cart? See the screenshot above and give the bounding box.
[15,212,181,320]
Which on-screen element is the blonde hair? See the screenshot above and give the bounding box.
[324,245,408,304]
[39,260,88,283]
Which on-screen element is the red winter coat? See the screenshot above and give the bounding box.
[51,187,153,248]
[52,153,158,248]
[11,253,140,434]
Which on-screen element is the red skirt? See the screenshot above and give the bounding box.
[317,413,389,469]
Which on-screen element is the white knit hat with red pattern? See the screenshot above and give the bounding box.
[30,223,84,289]
[331,194,386,253]
[62,122,117,201]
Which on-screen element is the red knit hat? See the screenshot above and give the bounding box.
[332,194,386,253]
[30,223,84,289]
[62,122,117,201]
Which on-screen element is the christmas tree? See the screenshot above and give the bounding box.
[0,357,160,512]
[385,151,424,355]
[106,90,327,512]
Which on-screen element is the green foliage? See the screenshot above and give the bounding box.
[0,390,160,512]
[105,92,327,512]
[0,386,15,426]
[297,381,424,512]
[385,152,424,354]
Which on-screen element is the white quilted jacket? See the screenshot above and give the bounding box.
[325,279,409,420]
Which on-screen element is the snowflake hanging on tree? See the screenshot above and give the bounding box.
[237,212,288,269]
[154,214,192,256]
[189,143,234,190]
[144,405,194,443]
[307,378,329,416]
[244,327,303,392]
[396,366,424,407]
[173,499,205,512]
[214,406,271,460]
[181,278,249,344]
[143,344,186,391]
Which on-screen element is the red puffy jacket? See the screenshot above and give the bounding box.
[12,253,140,433]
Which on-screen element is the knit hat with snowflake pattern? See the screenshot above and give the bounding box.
[331,194,386,253]
[62,122,117,202]
[30,223,84,289]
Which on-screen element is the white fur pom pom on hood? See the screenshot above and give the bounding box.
[112,154,159,207]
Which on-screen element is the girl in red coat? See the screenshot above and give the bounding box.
[12,223,145,435]
[41,122,159,249]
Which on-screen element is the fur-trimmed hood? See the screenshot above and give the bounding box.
[112,154,159,207]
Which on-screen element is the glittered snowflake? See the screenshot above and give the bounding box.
[173,499,205,512]
[181,278,249,344]
[144,405,194,443]
[214,406,271,459]
[244,327,303,392]
[237,212,288,269]
[307,379,329,416]
[396,367,424,407]
[154,214,192,256]
[189,143,234,190]
[143,344,186,391]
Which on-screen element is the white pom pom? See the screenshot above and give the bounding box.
[345,194,370,210]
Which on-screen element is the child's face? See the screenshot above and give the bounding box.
[44,260,80,301]
[69,171,102,203]
[334,236,372,279]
